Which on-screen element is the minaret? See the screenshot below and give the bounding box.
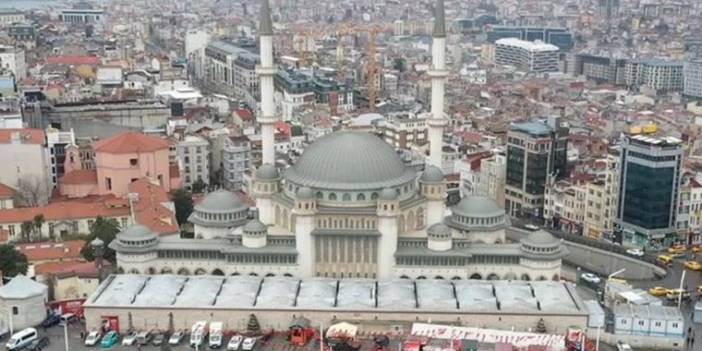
[427,0,448,170]
[257,0,276,165]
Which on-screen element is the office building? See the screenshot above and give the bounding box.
[0,9,24,27]
[204,39,260,107]
[0,45,25,81]
[487,26,574,51]
[505,118,569,218]
[59,6,105,24]
[615,134,683,248]
[575,53,628,85]
[684,56,702,100]
[495,38,559,73]
[625,59,684,93]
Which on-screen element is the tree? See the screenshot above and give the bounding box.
[81,217,121,263]
[535,318,547,333]
[14,175,49,207]
[171,189,194,225]
[32,214,45,241]
[247,314,261,334]
[191,179,207,194]
[393,58,407,72]
[0,244,28,277]
[20,221,33,242]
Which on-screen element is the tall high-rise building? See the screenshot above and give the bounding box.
[615,134,683,248]
[504,117,569,218]
[494,38,559,73]
[684,56,702,100]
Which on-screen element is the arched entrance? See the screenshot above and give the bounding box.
[249,272,258,276]
[212,269,225,276]
[399,275,410,279]
[416,276,426,280]
[552,274,560,281]
[265,273,275,277]
[128,269,140,274]
[486,273,499,280]
[521,274,531,281]
[117,267,125,274]
[537,276,547,281]
[147,267,156,274]
[503,272,517,280]
[451,276,462,280]
[177,268,190,275]
[434,276,444,280]
[230,272,240,276]
[283,273,293,277]
[161,267,173,274]
[194,268,207,275]
[469,273,482,280]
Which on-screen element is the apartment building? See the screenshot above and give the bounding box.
[625,59,684,93]
[177,135,210,189]
[495,38,559,73]
[383,112,427,150]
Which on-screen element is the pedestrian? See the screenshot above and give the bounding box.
[80,330,85,340]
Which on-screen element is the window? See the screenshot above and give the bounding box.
[121,218,128,227]
[196,146,202,153]
[130,158,138,166]
[106,177,112,190]
[184,156,190,163]
[12,306,18,315]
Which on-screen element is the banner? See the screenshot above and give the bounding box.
[410,323,565,349]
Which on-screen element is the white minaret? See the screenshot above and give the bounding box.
[427,0,448,170]
[257,0,276,165]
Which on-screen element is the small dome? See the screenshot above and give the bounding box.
[427,223,451,238]
[452,195,504,218]
[522,230,559,247]
[256,163,279,180]
[118,225,157,240]
[420,165,444,183]
[243,219,267,233]
[296,186,314,199]
[379,187,398,201]
[196,189,247,212]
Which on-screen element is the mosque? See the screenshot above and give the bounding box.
[110,0,567,282]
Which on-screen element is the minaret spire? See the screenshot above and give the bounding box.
[427,0,448,170]
[258,0,277,166]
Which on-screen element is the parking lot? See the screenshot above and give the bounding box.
[17,321,386,351]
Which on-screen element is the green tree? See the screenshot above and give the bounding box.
[0,244,28,277]
[393,58,406,72]
[171,189,194,225]
[191,179,207,194]
[247,314,261,334]
[81,217,121,263]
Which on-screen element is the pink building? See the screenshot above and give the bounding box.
[60,132,182,198]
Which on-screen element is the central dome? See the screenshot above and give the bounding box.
[285,131,416,191]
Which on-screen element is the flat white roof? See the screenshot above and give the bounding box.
[496,38,559,52]
[87,275,586,315]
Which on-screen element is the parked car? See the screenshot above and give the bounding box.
[616,341,633,351]
[227,335,243,351]
[241,338,256,351]
[59,313,77,325]
[580,273,601,284]
[136,331,152,346]
[666,288,691,301]
[524,224,539,231]
[101,331,119,348]
[27,336,50,351]
[6,328,38,351]
[626,248,644,257]
[85,331,102,346]
[648,286,669,297]
[40,315,61,328]
[122,332,138,346]
[152,332,165,346]
[168,331,185,345]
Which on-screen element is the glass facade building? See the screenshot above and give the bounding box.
[616,134,683,248]
[487,26,574,51]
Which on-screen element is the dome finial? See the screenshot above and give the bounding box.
[433,0,446,38]
[259,0,274,36]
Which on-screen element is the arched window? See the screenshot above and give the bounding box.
[316,191,323,199]
[407,211,415,230]
[416,207,424,229]
[398,215,405,233]
[371,192,379,200]
[357,193,366,201]
[328,193,337,201]
[275,206,281,226]
[342,193,351,201]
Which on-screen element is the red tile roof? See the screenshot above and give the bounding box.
[16,240,85,262]
[46,55,101,66]
[61,169,98,185]
[94,132,169,154]
[0,129,45,145]
[0,182,15,198]
[128,178,179,235]
[35,260,101,278]
[234,109,253,121]
[0,198,130,224]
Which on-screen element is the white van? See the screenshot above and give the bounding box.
[208,322,223,349]
[5,328,38,351]
[190,321,208,347]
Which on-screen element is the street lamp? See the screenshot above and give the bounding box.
[60,322,69,351]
